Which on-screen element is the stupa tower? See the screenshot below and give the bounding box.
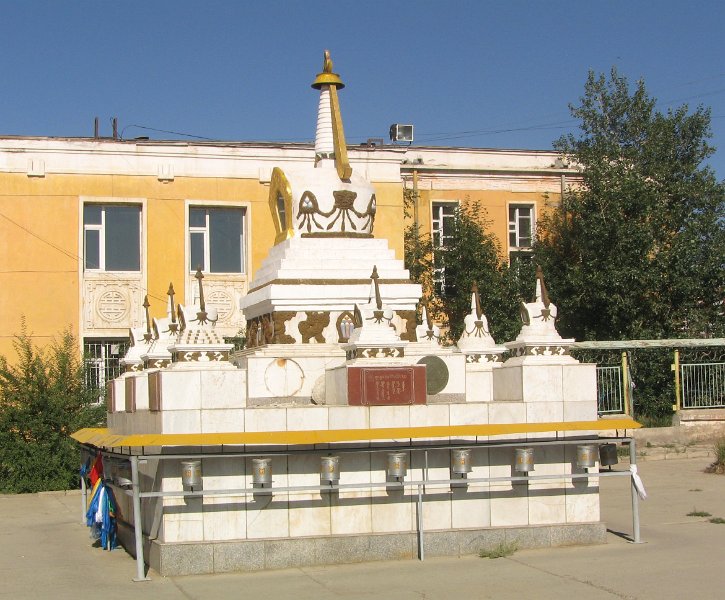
[240,51,421,348]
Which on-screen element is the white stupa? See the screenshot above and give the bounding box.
[240,51,421,348]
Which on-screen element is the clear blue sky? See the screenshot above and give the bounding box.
[1,1,723,178]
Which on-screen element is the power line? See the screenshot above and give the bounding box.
[0,211,168,304]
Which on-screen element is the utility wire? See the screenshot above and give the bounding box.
[0,211,168,304]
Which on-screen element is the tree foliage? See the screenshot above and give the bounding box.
[536,69,725,417]
[0,326,105,493]
[537,68,725,342]
[403,192,531,343]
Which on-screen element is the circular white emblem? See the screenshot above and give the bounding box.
[97,290,128,322]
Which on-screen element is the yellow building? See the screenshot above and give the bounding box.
[0,133,573,384]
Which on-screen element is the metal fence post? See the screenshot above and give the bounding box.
[622,352,630,416]
[672,349,681,412]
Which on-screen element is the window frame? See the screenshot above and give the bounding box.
[431,200,459,296]
[507,203,535,262]
[82,202,142,273]
[186,201,249,276]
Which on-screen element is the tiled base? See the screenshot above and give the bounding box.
[141,523,606,576]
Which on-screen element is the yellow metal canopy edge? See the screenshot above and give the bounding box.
[72,418,640,449]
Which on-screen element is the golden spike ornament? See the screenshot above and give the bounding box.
[143,295,153,341]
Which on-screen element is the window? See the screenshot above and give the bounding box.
[83,338,129,392]
[432,202,458,295]
[508,204,534,262]
[189,207,245,273]
[83,204,141,271]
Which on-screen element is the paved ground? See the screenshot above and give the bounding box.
[1,456,724,599]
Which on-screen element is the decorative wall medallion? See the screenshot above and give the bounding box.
[206,289,235,323]
[416,355,449,395]
[298,311,330,343]
[84,279,142,331]
[97,290,129,322]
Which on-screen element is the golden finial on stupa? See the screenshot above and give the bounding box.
[312,49,345,89]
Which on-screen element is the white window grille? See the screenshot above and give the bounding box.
[84,338,129,391]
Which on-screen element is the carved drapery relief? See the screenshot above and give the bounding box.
[297,189,376,237]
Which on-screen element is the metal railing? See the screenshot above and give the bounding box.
[597,365,624,414]
[680,362,725,409]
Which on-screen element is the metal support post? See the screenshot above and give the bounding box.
[130,456,151,582]
[417,484,424,561]
[80,472,87,525]
[629,439,642,544]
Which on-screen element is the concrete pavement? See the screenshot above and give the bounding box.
[1,456,724,599]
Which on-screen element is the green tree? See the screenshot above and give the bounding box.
[403,194,529,343]
[0,325,105,493]
[536,68,725,415]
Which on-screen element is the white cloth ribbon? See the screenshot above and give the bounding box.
[95,485,106,523]
[629,464,647,500]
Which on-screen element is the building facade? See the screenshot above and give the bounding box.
[0,135,574,384]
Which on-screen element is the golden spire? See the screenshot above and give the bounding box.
[143,295,153,341]
[472,282,483,320]
[311,50,352,181]
[535,265,551,308]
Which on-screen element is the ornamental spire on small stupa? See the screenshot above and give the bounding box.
[311,50,352,180]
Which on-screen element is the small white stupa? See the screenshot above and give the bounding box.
[344,266,407,360]
[505,266,575,363]
[414,301,442,348]
[456,283,506,362]
[167,269,234,369]
[140,283,178,370]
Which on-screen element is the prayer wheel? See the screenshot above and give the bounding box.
[514,448,535,473]
[320,456,340,485]
[181,460,202,489]
[387,452,408,479]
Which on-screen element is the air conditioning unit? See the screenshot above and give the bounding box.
[389,124,414,143]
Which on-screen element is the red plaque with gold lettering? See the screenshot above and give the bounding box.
[347,365,426,406]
